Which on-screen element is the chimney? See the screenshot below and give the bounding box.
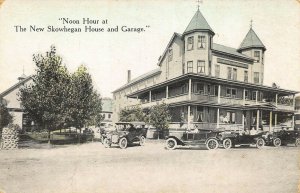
[127,70,131,83]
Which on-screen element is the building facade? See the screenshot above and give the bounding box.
[101,97,113,125]
[113,9,298,131]
[0,74,33,130]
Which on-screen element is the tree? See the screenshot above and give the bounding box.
[119,105,148,122]
[149,103,171,139]
[19,46,102,143]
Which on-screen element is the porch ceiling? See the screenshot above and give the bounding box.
[127,73,298,98]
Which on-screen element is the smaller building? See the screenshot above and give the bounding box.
[101,97,113,126]
[0,74,33,130]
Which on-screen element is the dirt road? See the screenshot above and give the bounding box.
[0,141,299,193]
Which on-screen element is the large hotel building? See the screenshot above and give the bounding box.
[112,9,298,131]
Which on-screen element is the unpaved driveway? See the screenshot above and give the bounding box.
[0,141,299,193]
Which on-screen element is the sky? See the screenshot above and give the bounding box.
[0,0,299,98]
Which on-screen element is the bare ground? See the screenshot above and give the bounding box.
[0,141,299,193]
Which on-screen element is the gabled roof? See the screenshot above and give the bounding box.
[157,32,182,66]
[183,9,214,36]
[238,28,266,51]
[212,43,254,61]
[112,68,161,93]
[0,75,33,97]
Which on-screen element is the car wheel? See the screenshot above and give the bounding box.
[166,138,177,150]
[273,138,281,147]
[256,138,265,149]
[103,138,111,148]
[139,136,146,146]
[223,138,232,150]
[295,138,300,147]
[206,138,219,150]
[119,137,128,149]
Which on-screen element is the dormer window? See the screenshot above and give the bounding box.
[198,35,206,49]
[187,36,194,51]
[168,48,173,62]
[254,51,260,62]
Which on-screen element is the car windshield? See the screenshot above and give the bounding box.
[115,124,132,131]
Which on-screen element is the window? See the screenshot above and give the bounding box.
[244,70,248,82]
[261,72,264,84]
[194,83,204,94]
[214,85,219,96]
[181,83,188,94]
[168,48,173,62]
[207,85,211,95]
[208,61,211,75]
[254,72,259,84]
[187,36,194,50]
[254,51,260,62]
[187,61,193,73]
[182,63,185,74]
[215,65,220,78]
[198,35,206,49]
[233,68,237,80]
[108,114,111,119]
[197,60,205,74]
[226,88,237,98]
[227,67,237,80]
[227,67,232,79]
[244,90,249,99]
[252,91,257,100]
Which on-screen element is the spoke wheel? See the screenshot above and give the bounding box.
[139,136,146,146]
[223,138,232,150]
[119,137,128,149]
[206,139,218,150]
[273,138,281,147]
[256,138,265,149]
[295,138,300,147]
[103,138,111,148]
[166,138,177,150]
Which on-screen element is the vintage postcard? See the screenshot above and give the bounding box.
[0,0,299,193]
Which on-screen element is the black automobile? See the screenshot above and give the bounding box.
[102,122,148,149]
[165,129,221,150]
[268,130,300,147]
[219,131,269,149]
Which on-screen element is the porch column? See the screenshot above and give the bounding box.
[269,111,272,132]
[275,113,277,128]
[149,90,152,103]
[275,93,278,107]
[242,113,245,128]
[218,85,221,104]
[188,78,192,100]
[187,105,191,130]
[256,109,260,130]
[293,94,295,110]
[217,108,220,128]
[166,86,169,99]
[256,91,258,104]
[243,88,246,105]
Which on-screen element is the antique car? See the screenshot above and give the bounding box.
[219,130,269,149]
[268,130,300,147]
[102,122,147,149]
[165,129,222,150]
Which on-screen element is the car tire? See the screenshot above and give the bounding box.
[295,138,300,147]
[273,138,281,147]
[256,138,265,149]
[223,138,232,150]
[119,137,128,149]
[166,138,177,150]
[103,138,111,148]
[139,136,146,146]
[206,138,219,150]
